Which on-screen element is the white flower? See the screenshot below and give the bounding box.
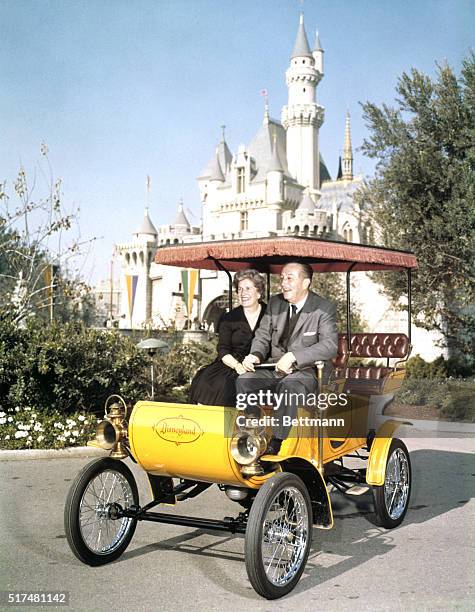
[27,435,32,441]
[78,415,86,422]
[0,411,5,418]
[64,431,71,437]
[84,419,89,425]
[33,423,42,432]
[0,417,6,425]
[7,416,13,423]
[25,406,31,411]
[37,435,44,442]
[4,435,10,440]
[57,435,65,442]
[31,413,37,418]
[14,431,28,439]
[72,430,79,437]
[15,407,20,412]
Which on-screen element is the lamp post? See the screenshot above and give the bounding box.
[137,338,169,400]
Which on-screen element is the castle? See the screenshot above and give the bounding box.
[113,15,439,359]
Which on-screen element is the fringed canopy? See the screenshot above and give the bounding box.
[154,237,417,273]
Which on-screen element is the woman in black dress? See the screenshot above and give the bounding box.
[189,269,266,406]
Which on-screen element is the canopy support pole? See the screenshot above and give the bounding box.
[407,268,412,343]
[211,258,233,311]
[266,271,271,302]
[346,263,357,347]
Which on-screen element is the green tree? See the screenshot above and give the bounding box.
[359,52,475,357]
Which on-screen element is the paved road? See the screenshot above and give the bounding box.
[0,437,474,612]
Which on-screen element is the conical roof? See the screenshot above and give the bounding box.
[314,30,323,51]
[337,156,343,180]
[291,14,312,59]
[248,118,289,182]
[267,137,284,173]
[297,192,316,213]
[136,208,158,236]
[199,138,232,179]
[209,149,225,181]
[174,201,190,227]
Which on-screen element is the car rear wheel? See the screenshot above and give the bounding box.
[245,472,312,599]
[64,457,138,565]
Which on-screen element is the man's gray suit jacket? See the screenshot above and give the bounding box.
[250,291,338,378]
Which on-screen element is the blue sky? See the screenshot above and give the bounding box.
[1,0,473,283]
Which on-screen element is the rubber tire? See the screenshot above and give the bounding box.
[64,457,139,566]
[372,438,411,528]
[245,472,313,600]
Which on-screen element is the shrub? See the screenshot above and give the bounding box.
[154,339,217,400]
[0,406,98,450]
[0,318,151,415]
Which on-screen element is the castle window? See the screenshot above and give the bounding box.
[240,211,248,231]
[303,88,306,93]
[294,225,300,234]
[303,225,309,236]
[237,167,245,193]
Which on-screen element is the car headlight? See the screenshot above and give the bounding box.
[230,431,267,465]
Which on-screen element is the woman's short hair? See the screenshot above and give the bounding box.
[233,268,266,298]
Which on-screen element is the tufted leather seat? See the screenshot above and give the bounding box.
[331,333,411,394]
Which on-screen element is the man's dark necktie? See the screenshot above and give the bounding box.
[282,305,299,349]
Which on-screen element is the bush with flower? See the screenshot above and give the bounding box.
[0,406,98,450]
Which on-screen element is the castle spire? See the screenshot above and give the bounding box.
[342,112,353,180]
[291,13,312,59]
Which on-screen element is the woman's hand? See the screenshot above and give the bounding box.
[235,362,247,375]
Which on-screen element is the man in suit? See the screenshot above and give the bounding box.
[237,261,338,455]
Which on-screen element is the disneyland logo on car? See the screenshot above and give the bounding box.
[154,416,203,445]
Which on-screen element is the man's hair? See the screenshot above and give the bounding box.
[233,268,266,297]
[285,261,313,283]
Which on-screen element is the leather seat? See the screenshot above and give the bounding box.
[330,333,410,395]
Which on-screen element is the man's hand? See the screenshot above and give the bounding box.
[275,352,296,374]
[242,354,260,372]
[235,362,247,375]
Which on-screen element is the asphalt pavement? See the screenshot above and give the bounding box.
[0,436,474,612]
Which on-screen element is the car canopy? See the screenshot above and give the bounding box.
[154,236,417,273]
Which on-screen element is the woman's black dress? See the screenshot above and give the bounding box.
[189,304,266,407]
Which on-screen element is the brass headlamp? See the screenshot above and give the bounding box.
[230,407,267,476]
[88,395,129,459]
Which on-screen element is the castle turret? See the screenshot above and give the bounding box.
[282,14,324,193]
[313,30,324,76]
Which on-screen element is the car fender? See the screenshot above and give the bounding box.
[366,419,412,486]
[262,456,333,528]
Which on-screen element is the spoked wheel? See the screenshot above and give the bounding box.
[372,438,411,528]
[64,458,139,565]
[245,472,312,599]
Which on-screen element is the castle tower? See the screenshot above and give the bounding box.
[117,207,158,328]
[342,112,354,180]
[281,14,325,194]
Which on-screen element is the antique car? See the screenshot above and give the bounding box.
[64,237,417,599]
